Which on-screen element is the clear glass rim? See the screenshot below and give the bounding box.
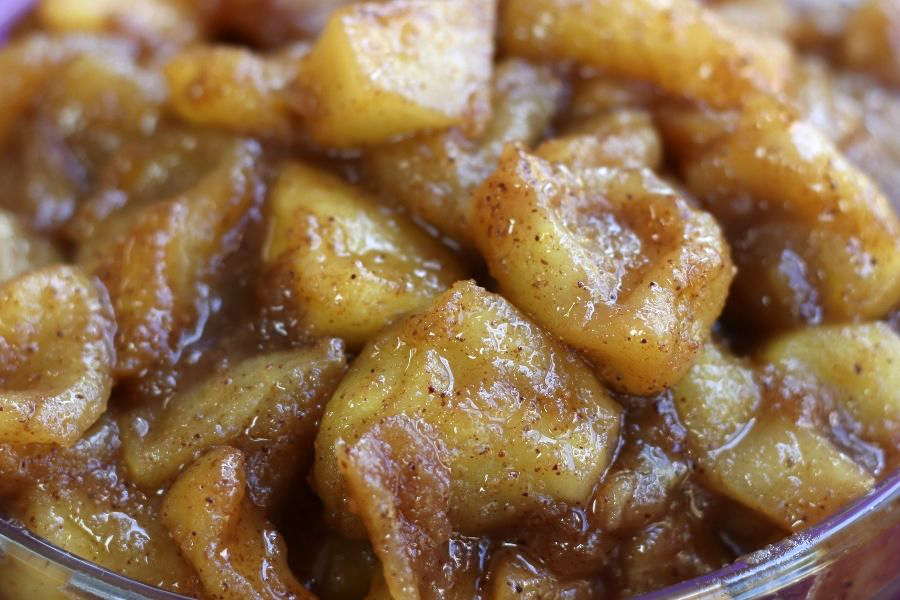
[634,468,900,599]
[0,515,187,599]
[0,468,897,599]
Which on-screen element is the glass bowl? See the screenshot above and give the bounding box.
[0,3,898,599]
[0,469,897,599]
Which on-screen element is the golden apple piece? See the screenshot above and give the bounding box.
[0,210,60,284]
[0,417,202,596]
[165,45,302,138]
[535,109,663,170]
[759,323,900,449]
[500,0,791,108]
[162,446,314,600]
[299,0,495,147]
[314,280,622,538]
[0,265,114,446]
[0,35,152,218]
[672,343,760,453]
[262,161,466,351]
[473,146,734,394]
[363,58,564,245]
[704,413,874,531]
[81,138,263,377]
[16,469,200,594]
[683,101,900,329]
[120,339,346,509]
[486,551,593,600]
[339,415,452,600]
[674,343,875,532]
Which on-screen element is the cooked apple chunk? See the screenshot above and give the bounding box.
[473,146,734,394]
[0,34,138,148]
[120,339,346,508]
[363,58,564,245]
[339,415,452,600]
[759,323,900,450]
[314,281,622,538]
[262,161,466,351]
[682,101,900,329]
[703,412,874,531]
[0,38,164,231]
[17,472,201,594]
[68,128,241,245]
[672,343,760,453]
[0,210,60,284]
[841,0,900,87]
[80,138,263,377]
[500,0,791,108]
[20,483,200,594]
[673,344,875,532]
[0,265,115,446]
[162,447,314,600]
[34,52,165,173]
[1,417,202,595]
[535,109,663,171]
[165,45,302,138]
[486,551,593,600]
[299,0,495,147]
[36,0,204,47]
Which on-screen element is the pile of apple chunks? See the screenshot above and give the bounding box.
[0,0,898,599]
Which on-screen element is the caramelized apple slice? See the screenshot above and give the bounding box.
[0,265,114,446]
[162,446,314,600]
[314,281,621,538]
[500,0,790,108]
[299,0,495,147]
[473,146,734,394]
[263,161,465,350]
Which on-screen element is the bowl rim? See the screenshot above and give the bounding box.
[0,468,897,600]
[634,468,900,599]
[0,515,189,599]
